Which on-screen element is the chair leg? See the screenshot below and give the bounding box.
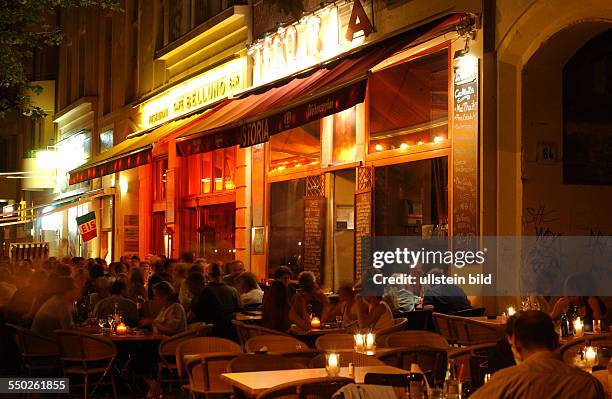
[83,374,88,399]
[111,375,118,399]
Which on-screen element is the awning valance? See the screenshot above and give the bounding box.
[175,14,464,156]
[68,110,219,184]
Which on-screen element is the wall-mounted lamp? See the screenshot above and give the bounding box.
[119,179,128,194]
[454,37,470,60]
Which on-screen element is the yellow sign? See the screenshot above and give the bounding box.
[142,57,246,128]
[249,1,372,86]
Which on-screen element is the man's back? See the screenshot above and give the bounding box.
[31,295,73,338]
[193,282,241,337]
[471,351,605,399]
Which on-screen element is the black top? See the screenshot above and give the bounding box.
[192,282,242,339]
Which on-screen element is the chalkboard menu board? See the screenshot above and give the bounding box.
[354,191,372,279]
[303,197,326,279]
[452,60,479,237]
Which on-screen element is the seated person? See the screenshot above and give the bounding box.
[487,313,520,374]
[236,272,264,306]
[223,260,245,288]
[470,310,605,399]
[139,281,186,336]
[93,280,139,326]
[273,265,297,301]
[192,263,242,338]
[289,271,330,331]
[551,296,605,332]
[262,281,292,332]
[329,284,363,328]
[357,295,394,331]
[422,268,471,314]
[31,277,79,338]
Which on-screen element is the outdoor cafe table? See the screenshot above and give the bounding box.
[221,365,409,397]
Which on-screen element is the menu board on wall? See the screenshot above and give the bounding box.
[303,197,326,280]
[452,60,479,237]
[354,190,372,279]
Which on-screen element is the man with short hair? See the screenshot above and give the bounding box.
[223,260,245,287]
[192,262,242,339]
[470,310,605,399]
[93,280,139,326]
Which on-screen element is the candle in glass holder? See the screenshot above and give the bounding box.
[325,353,340,376]
[116,322,127,336]
[354,333,364,352]
[365,333,376,354]
[585,346,597,368]
[574,317,584,337]
[593,320,602,334]
[507,306,516,316]
[310,317,321,329]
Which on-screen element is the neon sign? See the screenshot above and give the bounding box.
[141,57,246,128]
[249,1,373,86]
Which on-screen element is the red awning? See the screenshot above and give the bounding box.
[175,13,465,156]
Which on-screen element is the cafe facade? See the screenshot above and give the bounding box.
[64,0,485,290]
[172,0,484,289]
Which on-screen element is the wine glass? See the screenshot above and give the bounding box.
[98,318,106,330]
[335,315,343,327]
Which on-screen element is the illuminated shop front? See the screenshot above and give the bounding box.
[174,1,481,287]
[68,56,247,259]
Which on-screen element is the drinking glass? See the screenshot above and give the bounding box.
[335,315,343,327]
[594,320,602,334]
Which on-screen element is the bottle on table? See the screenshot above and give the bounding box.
[560,312,570,337]
[444,359,462,399]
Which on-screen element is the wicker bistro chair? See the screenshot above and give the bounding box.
[157,325,210,393]
[233,320,290,346]
[384,331,450,349]
[176,337,244,381]
[447,342,497,389]
[7,323,61,376]
[315,333,355,351]
[375,318,408,346]
[185,352,242,398]
[376,347,447,387]
[269,349,321,368]
[432,313,457,345]
[255,377,353,399]
[246,334,306,353]
[310,351,385,368]
[452,317,504,346]
[54,330,117,399]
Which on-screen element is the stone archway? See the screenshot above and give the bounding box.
[495,0,612,236]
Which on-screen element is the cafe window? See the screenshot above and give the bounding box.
[200,147,236,194]
[332,106,357,163]
[269,120,321,172]
[375,157,448,237]
[153,157,168,202]
[369,48,449,153]
[269,178,305,275]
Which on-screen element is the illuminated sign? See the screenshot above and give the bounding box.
[142,57,246,128]
[249,1,372,86]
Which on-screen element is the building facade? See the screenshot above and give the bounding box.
[2,0,610,312]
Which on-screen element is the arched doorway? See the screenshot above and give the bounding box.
[521,24,612,236]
